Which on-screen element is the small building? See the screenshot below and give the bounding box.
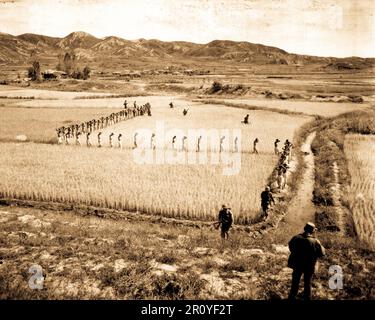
[183,69,194,76]
[42,70,68,80]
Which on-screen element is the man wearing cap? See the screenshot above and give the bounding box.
[216,205,233,240]
[288,222,326,300]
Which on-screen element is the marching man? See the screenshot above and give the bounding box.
[274,138,281,155]
[133,132,138,149]
[75,131,81,146]
[57,130,63,145]
[97,132,102,148]
[253,138,259,154]
[181,136,187,151]
[65,132,71,145]
[172,135,177,150]
[234,136,239,153]
[86,132,91,147]
[118,133,123,149]
[150,133,156,150]
[109,133,114,148]
[220,136,225,153]
[197,135,202,152]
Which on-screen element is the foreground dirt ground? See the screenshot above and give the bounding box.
[1,204,374,300]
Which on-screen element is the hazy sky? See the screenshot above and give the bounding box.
[0,0,374,57]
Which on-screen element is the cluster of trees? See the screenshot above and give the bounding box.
[27,61,41,81]
[70,66,91,80]
[207,81,249,95]
[57,52,91,80]
[209,81,223,93]
[27,52,91,81]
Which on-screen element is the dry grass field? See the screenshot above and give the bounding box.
[344,134,375,250]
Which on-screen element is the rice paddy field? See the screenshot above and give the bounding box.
[0,107,121,143]
[0,89,312,224]
[0,95,181,143]
[0,142,275,223]
[344,134,375,250]
[0,93,312,152]
[3,85,369,228]
[79,103,311,153]
[198,98,371,117]
[0,87,114,99]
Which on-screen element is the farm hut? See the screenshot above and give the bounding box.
[42,70,67,80]
[183,69,194,76]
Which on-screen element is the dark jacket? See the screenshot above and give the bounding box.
[218,209,233,228]
[288,233,325,271]
[261,190,274,207]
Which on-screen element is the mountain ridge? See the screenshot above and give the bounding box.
[0,31,373,69]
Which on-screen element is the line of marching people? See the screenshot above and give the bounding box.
[132,134,290,155]
[56,100,152,145]
[260,138,294,220]
[275,138,294,190]
[132,133,240,153]
[70,132,292,152]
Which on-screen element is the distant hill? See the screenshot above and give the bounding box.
[0,31,373,70]
[55,31,101,50]
[91,36,133,52]
[0,32,38,63]
[18,33,60,47]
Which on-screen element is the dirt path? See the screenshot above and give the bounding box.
[280,132,316,236]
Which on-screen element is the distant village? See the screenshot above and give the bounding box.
[109,67,211,78]
[3,65,211,85]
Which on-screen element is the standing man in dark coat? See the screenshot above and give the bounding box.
[216,205,233,240]
[288,222,326,300]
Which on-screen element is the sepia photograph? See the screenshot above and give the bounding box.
[0,0,374,308]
